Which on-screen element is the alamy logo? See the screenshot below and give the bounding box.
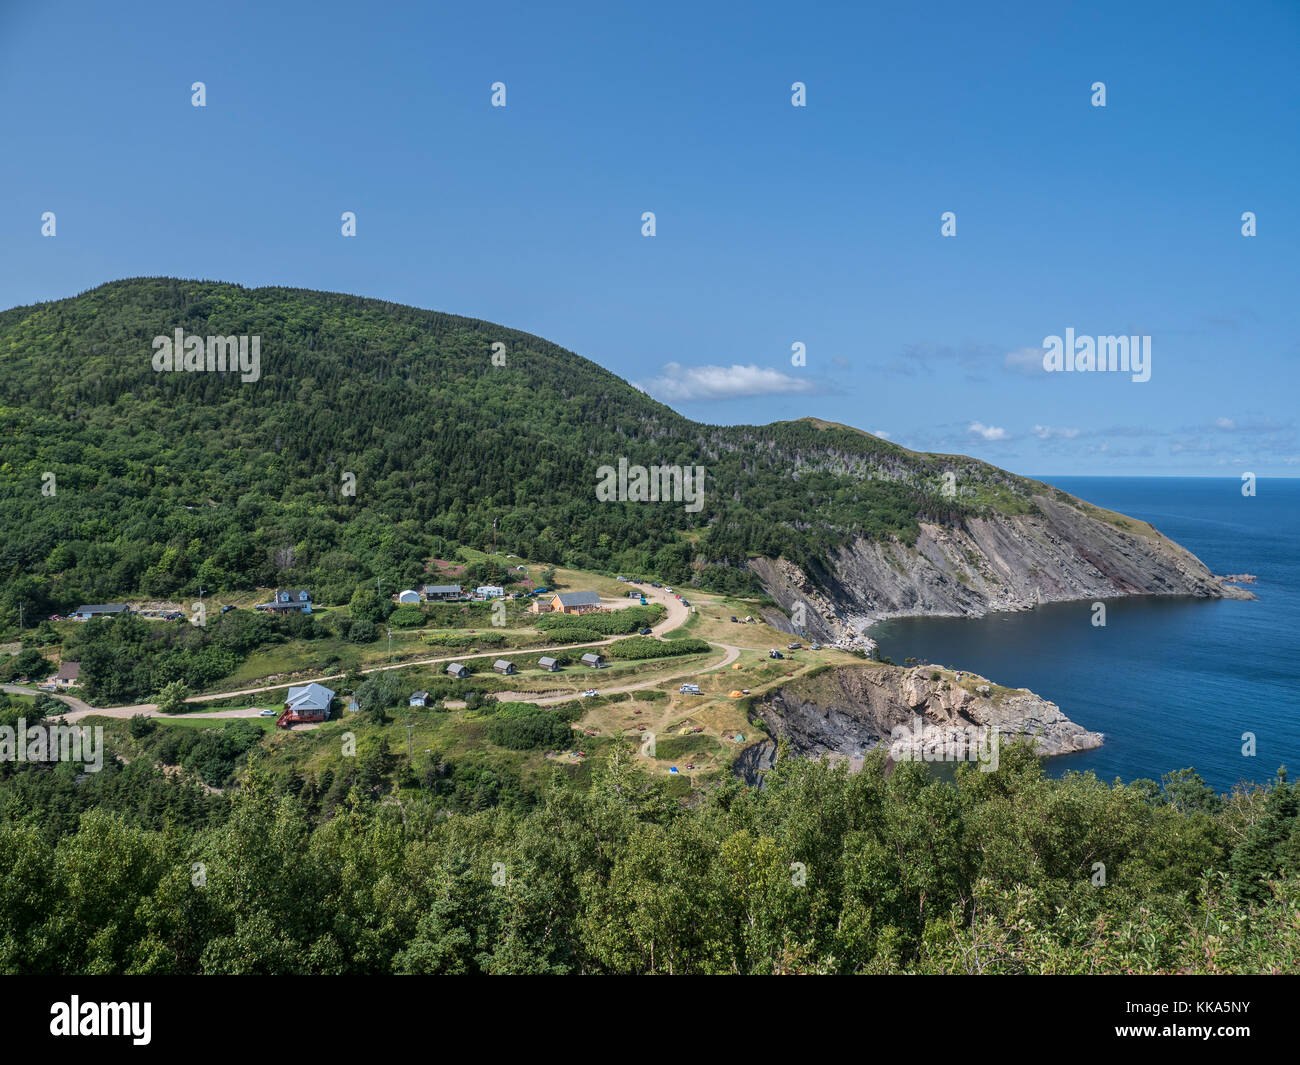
[595,458,705,513]
[1042,328,1150,382]
[50,997,151,1045]
[888,716,1000,772]
[0,719,103,772]
[151,328,261,382]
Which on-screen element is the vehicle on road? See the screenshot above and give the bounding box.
[639,627,651,635]
[679,683,701,695]
[257,708,277,717]
[583,689,598,697]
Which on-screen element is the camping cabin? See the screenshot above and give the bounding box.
[580,652,604,668]
[493,659,517,675]
[409,691,429,708]
[446,662,470,679]
[538,656,560,672]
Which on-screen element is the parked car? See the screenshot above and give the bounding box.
[769,650,784,659]
[583,689,598,697]
[810,642,822,650]
[665,588,673,594]
[679,683,701,695]
[258,708,277,717]
[730,616,738,623]
[48,614,62,621]
[639,627,652,635]
[787,642,801,650]
[220,604,237,614]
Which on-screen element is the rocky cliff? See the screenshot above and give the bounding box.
[750,489,1253,650]
[737,663,1103,786]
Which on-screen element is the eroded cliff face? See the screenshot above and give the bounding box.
[750,492,1252,649]
[737,664,1102,786]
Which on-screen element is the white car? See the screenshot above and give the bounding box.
[583,689,598,697]
[664,587,673,593]
[257,708,277,717]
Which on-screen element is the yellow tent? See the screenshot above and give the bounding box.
[732,663,742,669]
[729,690,744,698]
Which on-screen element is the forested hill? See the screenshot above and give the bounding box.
[0,277,1057,618]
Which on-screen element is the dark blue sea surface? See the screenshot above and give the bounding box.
[868,477,1299,793]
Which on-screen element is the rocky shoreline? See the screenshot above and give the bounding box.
[750,491,1255,655]
[736,663,1104,786]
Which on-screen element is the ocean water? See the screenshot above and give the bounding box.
[868,477,1300,793]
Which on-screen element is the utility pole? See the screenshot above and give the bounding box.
[387,627,393,662]
[407,723,414,761]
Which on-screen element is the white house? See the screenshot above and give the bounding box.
[475,585,506,599]
[409,691,429,707]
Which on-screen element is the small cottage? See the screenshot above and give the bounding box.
[580,652,604,668]
[493,659,517,675]
[538,656,560,672]
[446,663,470,679]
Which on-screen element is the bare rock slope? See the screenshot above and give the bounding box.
[751,491,1253,647]
[739,664,1103,785]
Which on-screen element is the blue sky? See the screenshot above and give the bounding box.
[2,0,1297,475]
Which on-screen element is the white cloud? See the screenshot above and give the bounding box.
[1214,417,1236,430]
[1033,424,1081,440]
[969,421,1009,441]
[1004,347,1044,375]
[634,362,818,402]
[872,429,890,440]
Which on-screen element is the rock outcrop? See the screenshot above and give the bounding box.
[750,490,1254,650]
[736,664,1103,786]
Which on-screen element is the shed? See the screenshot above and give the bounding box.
[538,656,560,672]
[446,662,470,679]
[580,652,604,668]
[493,659,517,675]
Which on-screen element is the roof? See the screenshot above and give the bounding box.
[56,661,80,681]
[285,682,334,712]
[580,652,603,663]
[446,662,469,674]
[494,659,514,670]
[410,691,429,700]
[75,603,128,614]
[554,591,602,607]
[538,656,558,667]
[398,589,420,597]
[422,584,461,593]
[275,589,311,599]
